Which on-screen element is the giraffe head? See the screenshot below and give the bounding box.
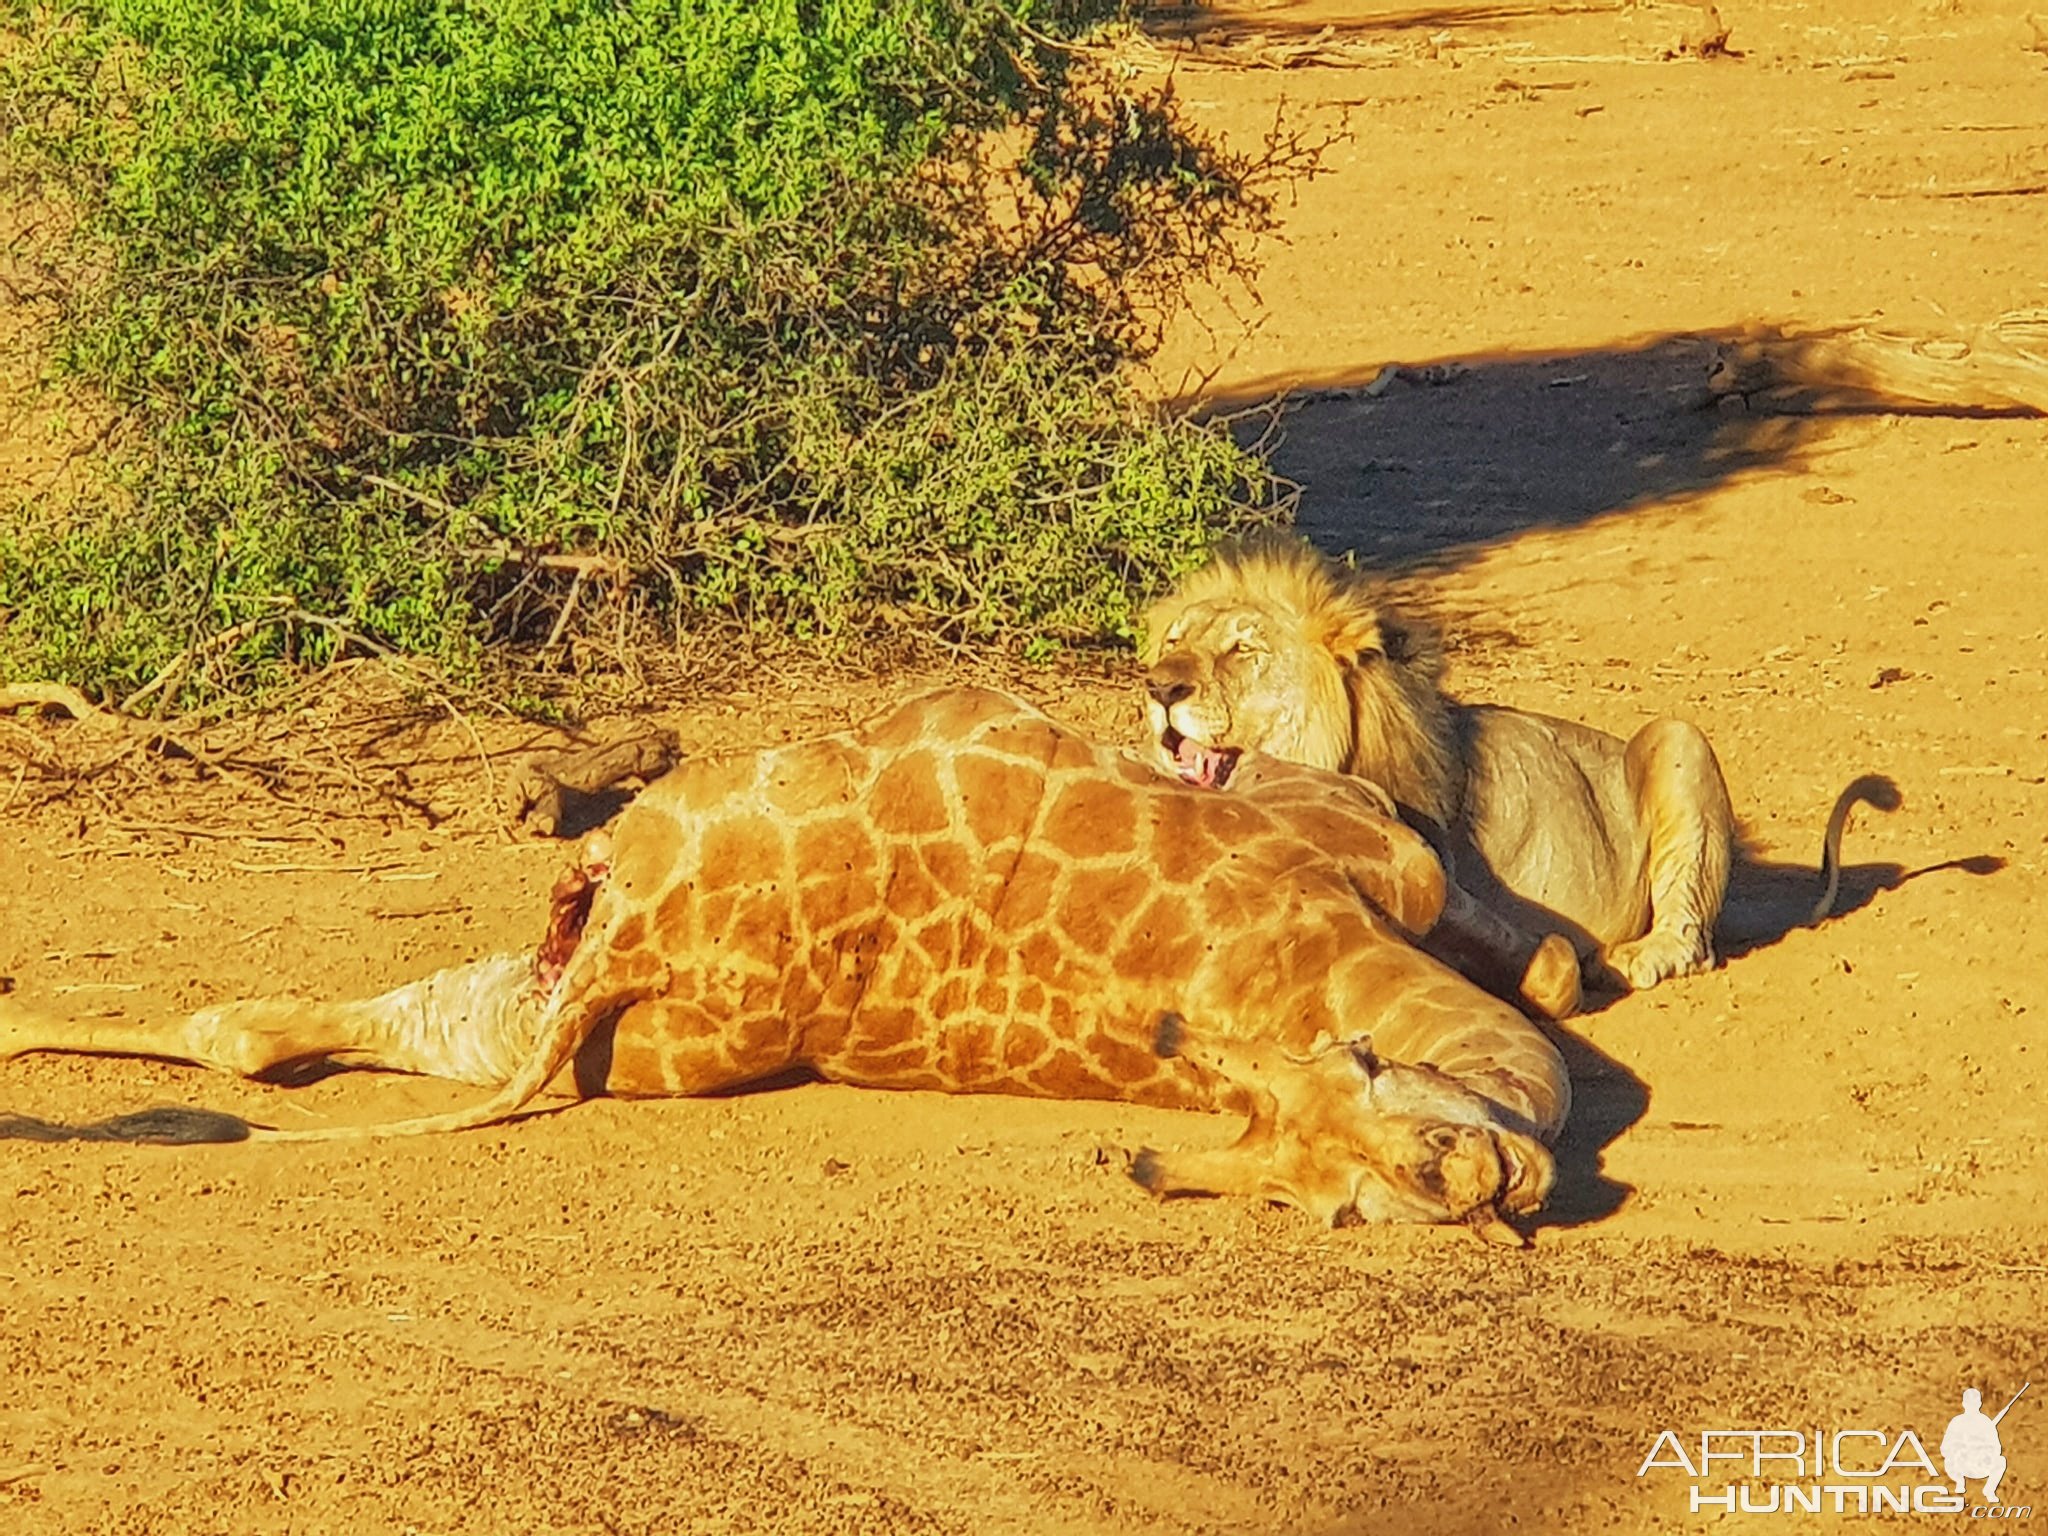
[1129,1014,1554,1245]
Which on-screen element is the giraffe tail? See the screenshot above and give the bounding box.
[1811,773,1902,922]
[252,834,627,1143]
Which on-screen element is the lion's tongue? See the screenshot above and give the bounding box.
[1175,736,1229,789]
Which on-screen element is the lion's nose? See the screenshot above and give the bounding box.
[1146,676,1193,707]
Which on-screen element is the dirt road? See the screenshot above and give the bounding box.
[3,2,2044,1530]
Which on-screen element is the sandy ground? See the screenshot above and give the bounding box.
[3,1,2046,1530]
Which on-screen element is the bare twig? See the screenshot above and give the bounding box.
[539,564,591,663]
[459,546,630,578]
[119,618,274,716]
[228,860,429,875]
[0,682,277,791]
[1708,311,2048,414]
[442,698,498,817]
[102,815,322,843]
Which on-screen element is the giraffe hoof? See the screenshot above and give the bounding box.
[1151,1012,1187,1059]
[1128,1148,1166,1193]
[1519,934,1582,1020]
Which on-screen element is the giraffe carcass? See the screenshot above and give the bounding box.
[0,689,1572,1239]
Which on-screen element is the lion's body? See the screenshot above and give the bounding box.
[1443,706,1735,982]
[1141,538,1845,992]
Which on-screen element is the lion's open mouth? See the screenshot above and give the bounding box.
[1163,727,1241,790]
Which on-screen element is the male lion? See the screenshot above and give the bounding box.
[1140,536,1893,992]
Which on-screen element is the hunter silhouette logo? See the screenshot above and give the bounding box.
[1945,1383,2028,1503]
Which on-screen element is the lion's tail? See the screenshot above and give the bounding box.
[1811,774,1903,922]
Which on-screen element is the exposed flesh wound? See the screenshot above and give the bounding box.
[533,837,610,996]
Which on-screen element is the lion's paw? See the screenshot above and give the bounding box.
[1602,929,1714,991]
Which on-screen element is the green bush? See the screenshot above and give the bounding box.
[0,0,1285,703]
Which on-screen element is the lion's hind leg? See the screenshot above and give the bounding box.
[1601,717,1734,990]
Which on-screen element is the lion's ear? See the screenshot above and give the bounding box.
[1317,605,1392,670]
[1324,602,1430,672]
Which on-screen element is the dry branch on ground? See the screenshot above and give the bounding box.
[1706,310,2048,414]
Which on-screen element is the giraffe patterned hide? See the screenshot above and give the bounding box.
[1,689,1572,1237]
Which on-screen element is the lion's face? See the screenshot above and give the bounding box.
[1142,598,1355,788]
[1140,538,1457,825]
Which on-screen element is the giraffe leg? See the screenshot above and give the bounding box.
[1601,718,1733,990]
[253,939,667,1141]
[0,956,541,1085]
[0,992,375,1077]
[1129,1136,1289,1205]
[1422,881,1582,1021]
[1131,1015,1382,1226]
[1331,819,1451,938]
[3,832,619,1143]
[1129,1115,1299,1212]
[1128,1012,1290,1200]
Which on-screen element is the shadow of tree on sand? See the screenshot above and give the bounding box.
[1195,328,2040,572]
